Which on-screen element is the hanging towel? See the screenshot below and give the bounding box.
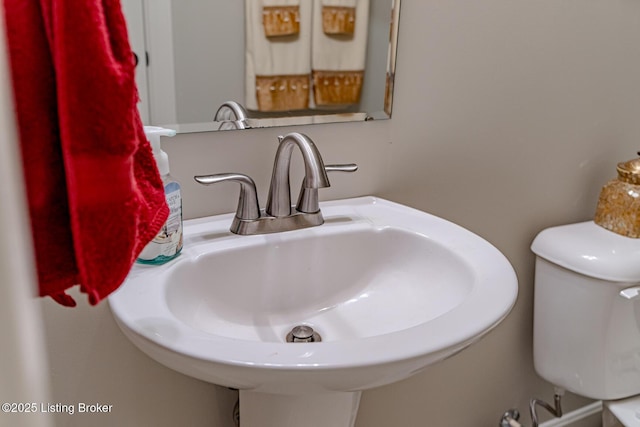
[321,0,357,35]
[245,0,312,112]
[312,0,370,107]
[2,0,169,306]
[262,0,301,37]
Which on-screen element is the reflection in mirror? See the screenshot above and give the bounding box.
[123,0,401,133]
[214,101,249,130]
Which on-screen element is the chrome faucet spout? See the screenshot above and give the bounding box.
[266,133,330,217]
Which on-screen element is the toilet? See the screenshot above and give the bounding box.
[531,221,640,427]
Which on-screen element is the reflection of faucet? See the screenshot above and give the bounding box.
[214,101,249,130]
[194,132,357,235]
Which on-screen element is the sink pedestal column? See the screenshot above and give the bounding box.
[239,390,362,427]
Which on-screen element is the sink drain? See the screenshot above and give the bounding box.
[285,325,322,343]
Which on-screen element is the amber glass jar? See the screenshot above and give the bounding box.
[594,156,640,238]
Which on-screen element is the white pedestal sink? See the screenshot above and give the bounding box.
[109,197,517,427]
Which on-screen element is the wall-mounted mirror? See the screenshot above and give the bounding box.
[122,0,401,133]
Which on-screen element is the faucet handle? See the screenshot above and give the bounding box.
[325,164,358,173]
[194,173,260,220]
[296,163,358,213]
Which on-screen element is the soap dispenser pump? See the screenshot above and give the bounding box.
[137,126,183,264]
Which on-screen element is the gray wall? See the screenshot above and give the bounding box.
[35,1,640,426]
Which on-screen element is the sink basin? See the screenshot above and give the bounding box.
[168,226,473,343]
[109,196,517,426]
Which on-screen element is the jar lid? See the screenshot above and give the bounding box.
[616,156,640,185]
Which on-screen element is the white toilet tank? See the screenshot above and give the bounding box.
[531,221,640,400]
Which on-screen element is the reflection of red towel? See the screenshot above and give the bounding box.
[2,0,169,306]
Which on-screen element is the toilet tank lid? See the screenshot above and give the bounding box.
[531,221,640,282]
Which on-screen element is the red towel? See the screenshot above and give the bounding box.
[2,0,169,306]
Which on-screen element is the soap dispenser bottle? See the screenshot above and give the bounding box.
[137,126,183,264]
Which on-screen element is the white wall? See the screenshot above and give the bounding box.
[6,0,640,426]
[0,9,52,427]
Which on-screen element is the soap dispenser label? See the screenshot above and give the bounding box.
[163,182,182,240]
[138,182,183,262]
